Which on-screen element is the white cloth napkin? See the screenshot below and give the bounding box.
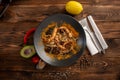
[84,27,99,55]
[79,16,108,55]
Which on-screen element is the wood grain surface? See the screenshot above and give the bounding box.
[0,0,120,80]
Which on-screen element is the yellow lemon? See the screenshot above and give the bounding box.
[65,1,83,15]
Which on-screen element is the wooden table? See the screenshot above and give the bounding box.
[0,0,120,80]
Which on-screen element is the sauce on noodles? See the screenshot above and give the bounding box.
[41,22,80,60]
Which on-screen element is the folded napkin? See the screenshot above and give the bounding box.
[79,15,108,55]
[84,27,98,55]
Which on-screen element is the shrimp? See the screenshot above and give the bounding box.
[59,26,73,38]
[48,27,58,42]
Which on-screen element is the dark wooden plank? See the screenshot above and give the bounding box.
[76,5,120,22]
[1,5,119,22]
[0,21,39,32]
[0,70,119,80]
[0,38,119,72]
[0,22,119,38]
[11,0,120,6]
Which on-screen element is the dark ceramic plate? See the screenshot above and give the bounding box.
[34,14,86,66]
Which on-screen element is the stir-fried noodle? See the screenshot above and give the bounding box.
[41,22,80,60]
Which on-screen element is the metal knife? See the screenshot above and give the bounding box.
[87,16,108,53]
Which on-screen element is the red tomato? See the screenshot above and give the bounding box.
[32,56,40,64]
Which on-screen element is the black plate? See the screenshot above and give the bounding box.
[34,14,86,66]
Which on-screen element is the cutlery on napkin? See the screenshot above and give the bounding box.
[79,15,108,55]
